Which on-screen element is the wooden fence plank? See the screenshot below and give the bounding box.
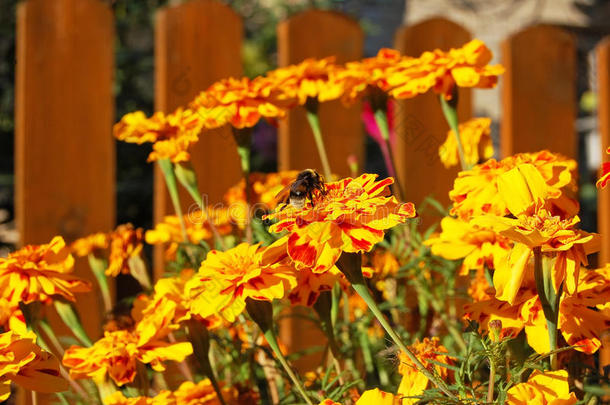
[393,17,472,224]
[16,0,114,341]
[154,0,243,278]
[276,9,363,372]
[277,9,364,177]
[501,25,576,158]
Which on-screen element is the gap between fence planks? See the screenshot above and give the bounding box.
[153,0,243,279]
[15,0,114,403]
[276,9,364,372]
[393,17,472,227]
[277,9,365,178]
[501,25,577,159]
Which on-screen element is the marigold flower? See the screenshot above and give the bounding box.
[597,147,610,189]
[287,266,345,307]
[265,174,416,273]
[173,379,239,405]
[71,232,109,257]
[223,171,301,210]
[267,57,345,105]
[185,243,297,323]
[0,331,68,401]
[63,300,193,386]
[424,216,511,275]
[397,337,454,404]
[104,390,174,405]
[190,76,291,129]
[106,224,144,277]
[0,299,26,335]
[449,151,577,221]
[386,39,504,100]
[439,117,493,168]
[114,108,203,163]
[506,370,577,405]
[0,236,90,305]
[318,388,397,405]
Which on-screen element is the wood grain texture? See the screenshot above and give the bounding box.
[154,0,243,277]
[394,17,472,224]
[501,25,576,158]
[277,9,364,177]
[15,0,114,338]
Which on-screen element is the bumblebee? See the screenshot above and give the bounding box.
[276,169,326,209]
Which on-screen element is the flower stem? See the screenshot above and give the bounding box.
[263,328,313,405]
[87,255,112,312]
[487,360,496,403]
[373,108,406,201]
[305,98,332,181]
[439,95,469,171]
[53,301,92,347]
[533,247,560,370]
[158,159,189,242]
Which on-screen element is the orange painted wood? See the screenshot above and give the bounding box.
[16,0,114,339]
[154,0,243,277]
[501,25,576,158]
[277,9,364,177]
[394,18,472,223]
[598,38,610,266]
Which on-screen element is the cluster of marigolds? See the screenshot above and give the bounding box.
[2,37,610,405]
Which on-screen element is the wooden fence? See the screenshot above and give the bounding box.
[14,0,610,381]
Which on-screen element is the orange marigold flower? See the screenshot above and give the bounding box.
[63,300,193,386]
[0,236,90,305]
[106,224,144,277]
[397,337,454,404]
[0,331,68,401]
[424,216,511,275]
[71,232,109,257]
[223,170,301,210]
[288,266,345,307]
[185,243,297,323]
[439,117,493,168]
[0,299,27,335]
[266,57,344,105]
[104,390,174,405]
[173,379,239,405]
[265,174,416,273]
[318,388,397,405]
[113,108,203,163]
[597,148,610,189]
[450,150,577,221]
[386,39,504,100]
[190,76,291,129]
[506,370,577,405]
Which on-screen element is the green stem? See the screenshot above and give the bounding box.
[351,282,453,397]
[305,98,332,181]
[439,95,469,171]
[487,360,496,403]
[533,247,560,370]
[373,108,405,201]
[87,255,112,312]
[158,159,189,242]
[263,329,314,405]
[53,301,92,347]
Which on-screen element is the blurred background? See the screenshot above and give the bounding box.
[1,0,610,253]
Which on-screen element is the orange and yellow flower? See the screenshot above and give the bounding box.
[63,300,192,386]
[386,39,504,100]
[267,57,344,105]
[318,388,397,405]
[265,174,416,273]
[506,370,577,405]
[0,331,68,401]
[439,117,493,168]
[396,337,454,405]
[185,243,297,323]
[449,151,577,221]
[597,147,610,189]
[190,76,291,129]
[114,108,203,163]
[0,236,90,305]
[106,224,144,277]
[71,232,109,257]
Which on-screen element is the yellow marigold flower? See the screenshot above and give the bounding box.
[186,243,297,323]
[318,388,397,405]
[386,39,504,100]
[287,266,345,307]
[191,76,291,129]
[424,216,511,275]
[113,108,203,163]
[0,236,90,305]
[0,331,68,401]
[173,379,239,405]
[0,299,27,335]
[439,117,493,168]
[265,174,416,273]
[397,337,454,405]
[106,223,144,277]
[63,300,193,386]
[597,148,610,189]
[266,57,344,105]
[506,370,577,405]
[71,232,109,257]
[104,390,174,405]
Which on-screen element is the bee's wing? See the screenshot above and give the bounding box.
[274,184,292,204]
